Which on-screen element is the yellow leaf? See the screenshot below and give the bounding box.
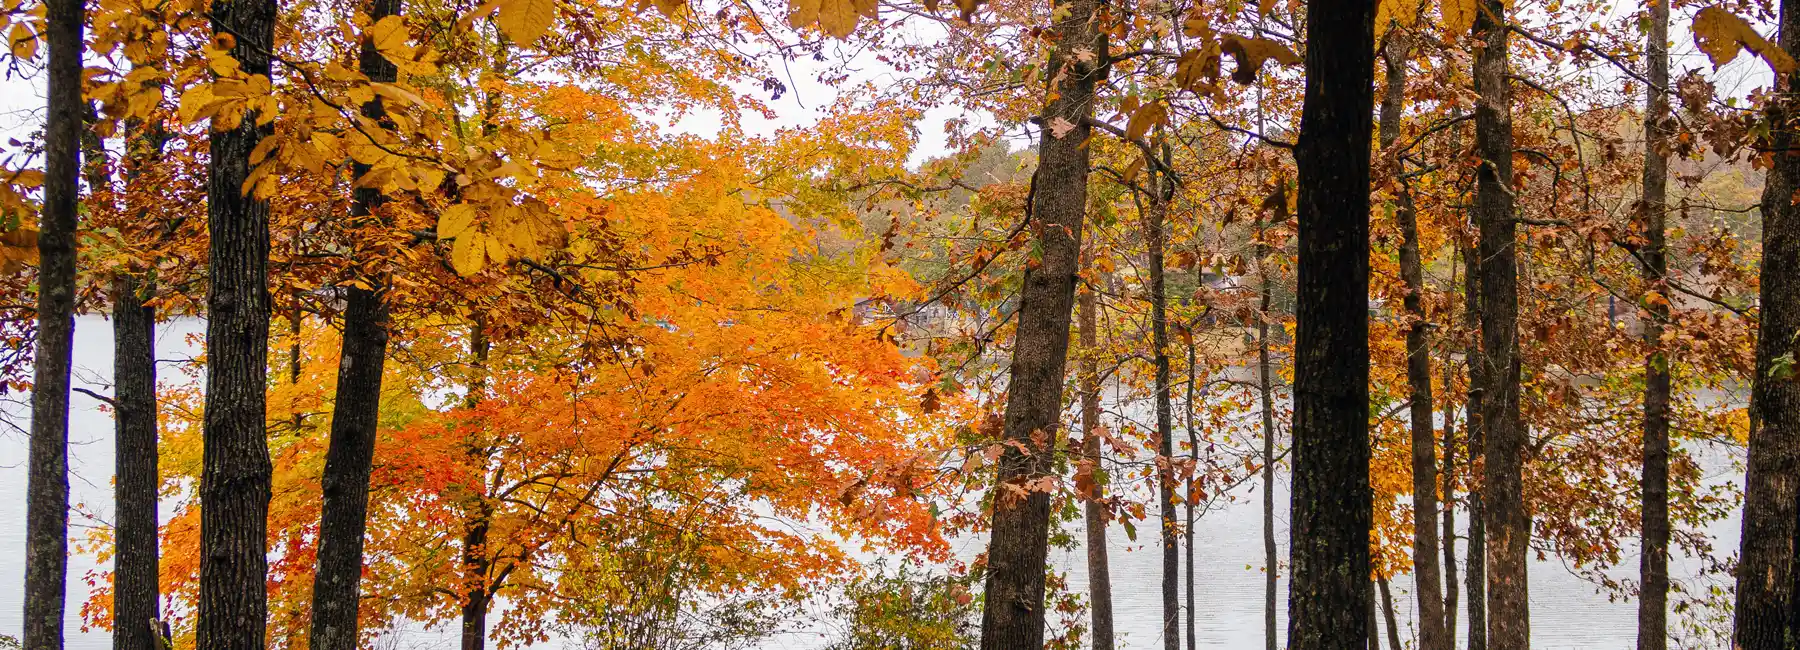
[1220,34,1300,85]
[1375,0,1421,39]
[312,131,341,156]
[1693,6,1797,75]
[484,232,508,264]
[438,203,476,239]
[413,165,446,191]
[8,23,35,59]
[495,0,555,44]
[649,0,682,17]
[248,134,279,165]
[458,0,502,31]
[126,86,162,120]
[507,221,540,254]
[1440,0,1475,38]
[1125,101,1166,141]
[787,0,821,29]
[818,0,858,38]
[452,230,486,275]
[177,84,216,124]
[367,15,410,59]
[371,82,427,107]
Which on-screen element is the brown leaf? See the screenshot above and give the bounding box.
[1219,34,1300,85]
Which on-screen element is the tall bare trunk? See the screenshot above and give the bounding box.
[1636,2,1672,649]
[1185,304,1198,650]
[199,0,279,645]
[1736,1,1800,647]
[1257,210,1279,650]
[1148,147,1179,650]
[1472,2,1527,647]
[1440,376,1460,647]
[1079,257,1113,650]
[1378,577,1403,650]
[461,324,492,650]
[307,2,401,648]
[108,97,165,650]
[977,0,1104,646]
[1379,29,1447,650]
[1287,2,1378,649]
[23,0,85,645]
[1462,237,1487,650]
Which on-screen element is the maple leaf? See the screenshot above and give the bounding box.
[1047,116,1076,139]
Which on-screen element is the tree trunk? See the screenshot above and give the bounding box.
[111,62,170,650]
[23,0,85,644]
[307,2,401,648]
[1378,576,1402,650]
[1379,30,1448,650]
[199,0,279,647]
[1737,1,1800,647]
[1257,210,1279,650]
[1287,2,1377,649]
[1148,148,1179,650]
[977,0,1104,647]
[1367,593,1380,650]
[111,275,161,650]
[1636,2,1672,649]
[1473,2,1527,648]
[1462,237,1487,650]
[1079,256,1114,650]
[1185,302,1198,650]
[461,324,492,650]
[1440,380,1459,649]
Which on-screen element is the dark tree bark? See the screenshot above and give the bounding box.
[1737,1,1800,648]
[307,2,400,648]
[1379,30,1447,650]
[199,0,279,647]
[111,63,170,650]
[23,0,85,646]
[1636,2,1672,649]
[111,275,161,650]
[1286,2,1377,650]
[1079,255,1114,650]
[977,0,1104,647]
[1472,2,1527,648]
[1147,149,1179,650]
[1367,594,1380,650]
[1462,237,1488,650]
[1256,210,1278,650]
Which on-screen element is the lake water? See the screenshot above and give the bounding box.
[1,316,1743,649]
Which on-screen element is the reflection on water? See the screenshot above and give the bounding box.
[1,317,1743,649]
